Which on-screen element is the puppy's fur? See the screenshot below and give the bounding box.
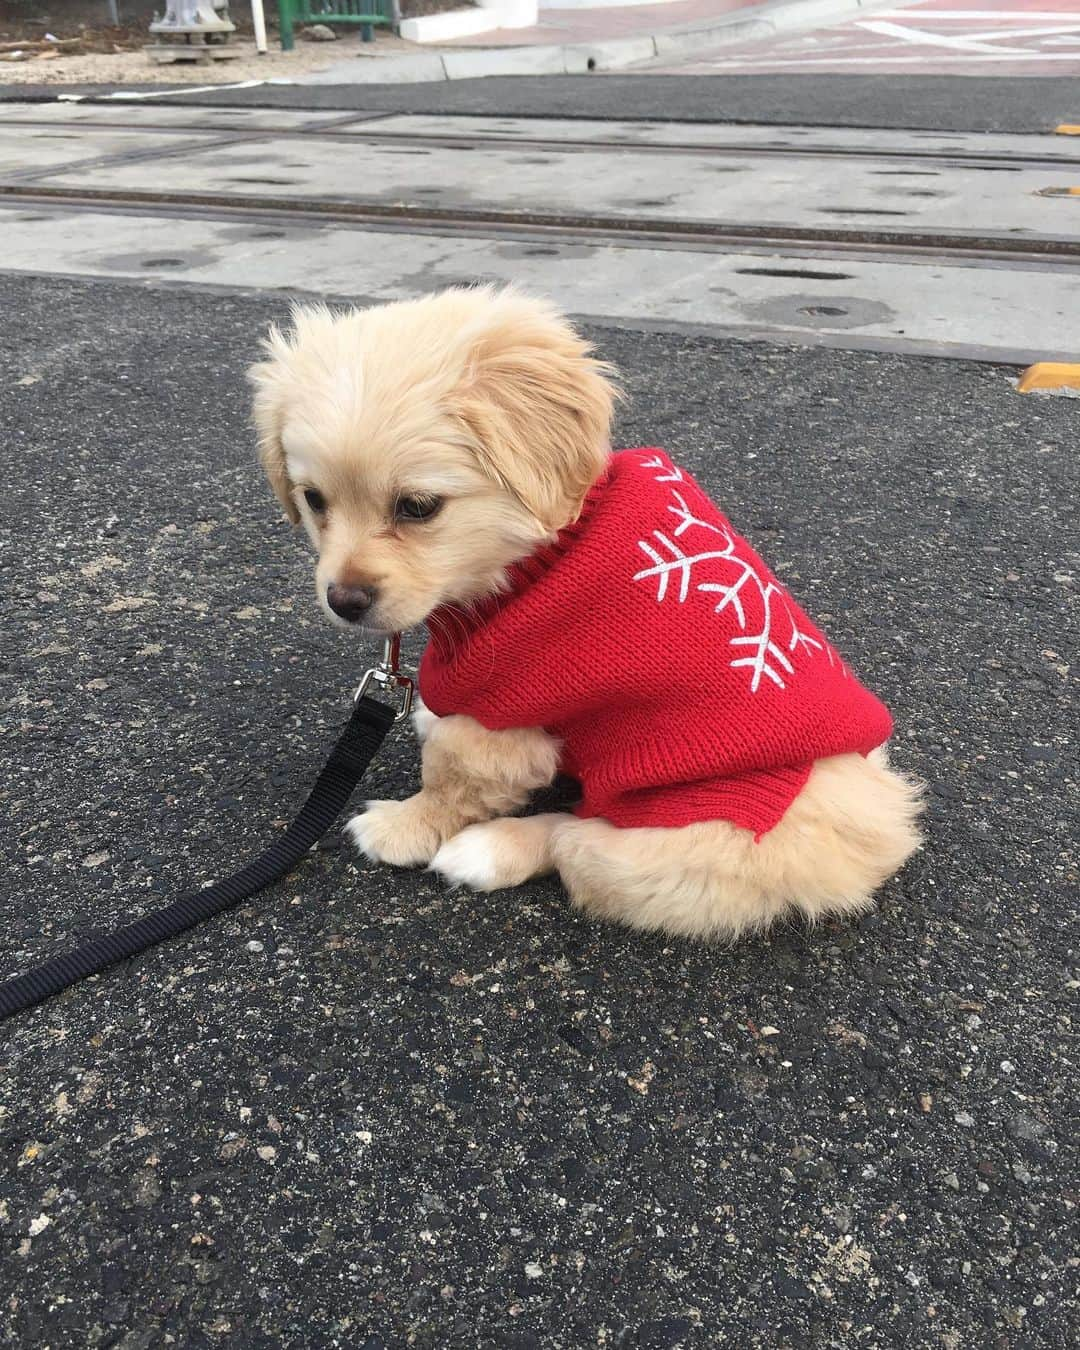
[250,287,922,941]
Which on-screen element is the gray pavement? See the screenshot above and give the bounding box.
[10,122,1075,236]
[5,202,1076,365]
[2,273,1076,1347]
[2,106,1078,365]
[4,74,1078,134]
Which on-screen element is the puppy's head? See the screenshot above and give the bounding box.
[248,286,617,634]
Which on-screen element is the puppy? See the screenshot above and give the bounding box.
[249,287,922,941]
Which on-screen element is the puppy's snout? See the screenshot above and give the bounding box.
[326,582,377,624]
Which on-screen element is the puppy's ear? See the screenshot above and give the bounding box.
[248,324,299,524]
[453,292,619,531]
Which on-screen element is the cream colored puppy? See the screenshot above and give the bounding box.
[249,287,922,941]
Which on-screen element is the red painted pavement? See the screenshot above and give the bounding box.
[438,0,761,48]
[649,0,1080,76]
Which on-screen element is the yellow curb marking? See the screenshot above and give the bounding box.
[1054,124,1080,135]
[1016,362,1080,393]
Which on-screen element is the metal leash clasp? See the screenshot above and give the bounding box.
[354,633,414,722]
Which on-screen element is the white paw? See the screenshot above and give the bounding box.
[412,703,438,744]
[343,804,394,863]
[344,800,440,868]
[430,825,504,892]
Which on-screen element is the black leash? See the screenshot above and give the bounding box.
[0,640,412,1022]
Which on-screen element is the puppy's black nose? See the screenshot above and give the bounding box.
[326,583,376,623]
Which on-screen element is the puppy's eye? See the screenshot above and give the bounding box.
[303,487,327,515]
[395,495,443,523]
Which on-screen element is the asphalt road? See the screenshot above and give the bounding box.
[1,273,1076,1348]
[3,74,1078,133]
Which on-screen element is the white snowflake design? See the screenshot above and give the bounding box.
[633,455,841,693]
[638,453,685,484]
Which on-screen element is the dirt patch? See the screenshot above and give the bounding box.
[0,0,471,84]
[0,33,414,85]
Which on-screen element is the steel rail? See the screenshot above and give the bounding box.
[4,116,1080,169]
[3,182,1079,263]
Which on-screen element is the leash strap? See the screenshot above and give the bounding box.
[0,696,396,1022]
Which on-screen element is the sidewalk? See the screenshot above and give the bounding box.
[437,0,756,47]
[0,0,903,88]
[300,0,895,83]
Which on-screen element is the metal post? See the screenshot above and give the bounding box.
[250,0,268,52]
[105,0,120,25]
[279,0,295,51]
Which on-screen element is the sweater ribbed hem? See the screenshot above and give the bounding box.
[579,762,815,840]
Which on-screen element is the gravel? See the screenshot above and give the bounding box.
[0,273,1076,1347]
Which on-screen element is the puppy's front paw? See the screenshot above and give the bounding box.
[430,816,558,892]
[430,826,506,892]
[345,798,445,869]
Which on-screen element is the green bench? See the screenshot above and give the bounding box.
[277,0,397,52]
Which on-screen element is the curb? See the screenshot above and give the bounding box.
[297,0,897,85]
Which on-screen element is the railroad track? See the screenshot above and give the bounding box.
[3,110,1078,266]
[2,182,1079,269]
[2,106,1077,362]
[5,114,1080,169]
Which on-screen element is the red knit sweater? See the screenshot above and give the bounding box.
[419,449,893,839]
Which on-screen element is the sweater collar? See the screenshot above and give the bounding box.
[425,458,615,659]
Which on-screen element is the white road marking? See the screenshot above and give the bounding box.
[960,23,1080,39]
[695,51,1080,64]
[100,80,266,101]
[856,20,1030,53]
[874,9,1080,18]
